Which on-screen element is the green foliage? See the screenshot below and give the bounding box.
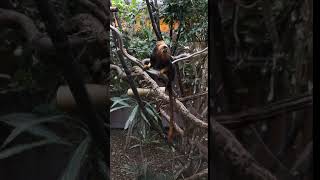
[162,0,208,44]
[0,113,107,179]
[112,0,142,23]
[110,96,163,143]
[60,136,90,180]
[0,114,72,159]
[127,28,155,59]
[110,0,208,94]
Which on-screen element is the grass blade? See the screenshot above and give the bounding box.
[124,105,139,130]
[60,136,91,180]
[0,115,68,149]
[110,105,129,112]
[0,140,55,159]
[111,97,130,108]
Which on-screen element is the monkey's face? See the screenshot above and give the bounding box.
[155,41,172,62]
[159,44,171,56]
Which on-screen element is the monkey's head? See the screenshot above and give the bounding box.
[156,41,171,60]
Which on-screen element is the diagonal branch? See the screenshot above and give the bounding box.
[133,66,208,129]
[0,8,92,53]
[172,47,208,64]
[110,25,144,67]
[216,94,313,128]
[211,119,276,180]
[184,168,208,180]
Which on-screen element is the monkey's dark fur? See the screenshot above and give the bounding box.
[144,40,176,143]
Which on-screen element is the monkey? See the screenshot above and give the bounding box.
[144,40,176,143]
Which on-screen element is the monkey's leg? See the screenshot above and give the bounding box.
[159,66,170,75]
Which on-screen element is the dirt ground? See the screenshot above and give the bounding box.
[110,129,175,180]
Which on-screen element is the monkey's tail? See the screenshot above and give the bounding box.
[167,82,174,143]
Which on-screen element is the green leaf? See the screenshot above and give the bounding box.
[140,111,151,127]
[60,136,91,180]
[0,115,68,149]
[110,105,129,112]
[111,97,130,108]
[0,140,55,159]
[3,116,70,146]
[124,105,139,130]
[26,125,71,146]
[0,113,36,125]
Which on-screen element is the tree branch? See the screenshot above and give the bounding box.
[211,119,276,180]
[34,0,109,166]
[184,168,208,180]
[216,94,313,128]
[172,47,208,64]
[110,25,144,67]
[133,66,208,129]
[145,0,162,40]
[0,8,92,53]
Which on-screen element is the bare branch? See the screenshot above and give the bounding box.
[140,47,208,66]
[160,109,184,136]
[172,47,208,64]
[212,119,277,180]
[178,92,208,102]
[0,8,90,53]
[133,66,208,129]
[184,168,208,180]
[216,94,313,128]
[110,64,126,78]
[110,25,144,67]
[145,0,162,40]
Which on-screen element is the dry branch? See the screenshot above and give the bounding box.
[110,64,126,78]
[216,94,313,128]
[133,66,208,129]
[211,119,277,180]
[172,47,208,64]
[159,108,184,136]
[139,47,208,65]
[184,168,208,180]
[110,25,144,67]
[178,92,208,102]
[0,8,92,53]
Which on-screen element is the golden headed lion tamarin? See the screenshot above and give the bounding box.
[144,40,176,143]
